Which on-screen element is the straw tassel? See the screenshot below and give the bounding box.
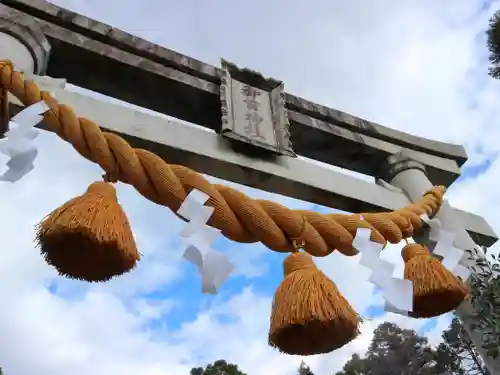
[36,181,140,282]
[402,243,468,318]
[269,252,360,355]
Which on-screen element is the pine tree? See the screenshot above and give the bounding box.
[190,359,247,375]
[486,10,500,79]
[336,321,462,375]
[297,361,315,375]
[438,315,490,374]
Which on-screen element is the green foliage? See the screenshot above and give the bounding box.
[297,361,315,375]
[466,246,500,360]
[335,353,368,375]
[335,321,462,375]
[487,10,500,79]
[439,314,489,375]
[434,341,465,375]
[190,359,247,375]
[190,359,315,375]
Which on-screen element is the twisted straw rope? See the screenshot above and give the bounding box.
[0,60,445,257]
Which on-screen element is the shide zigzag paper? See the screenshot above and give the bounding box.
[352,211,471,318]
[0,97,52,182]
[177,189,234,294]
[353,220,413,316]
[420,212,471,281]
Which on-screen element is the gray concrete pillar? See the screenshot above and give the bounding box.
[0,16,50,75]
[0,15,50,135]
[382,151,499,374]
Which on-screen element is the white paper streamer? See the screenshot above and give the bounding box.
[384,301,409,316]
[368,257,394,288]
[353,227,383,268]
[177,189,234,294]
[383,278,413,312]
[0,100,50,182]
[420,214,441,241]
[353,220,413,314]
[201,250,234,294]
[419,213,470,281]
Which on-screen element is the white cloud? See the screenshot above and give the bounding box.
[1,0,500,374]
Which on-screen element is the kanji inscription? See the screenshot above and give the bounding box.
[220,59,295,157]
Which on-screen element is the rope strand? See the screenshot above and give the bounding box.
[0,60,445,257]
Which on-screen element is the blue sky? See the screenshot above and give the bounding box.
[1,1,500,374]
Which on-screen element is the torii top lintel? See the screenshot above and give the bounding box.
[0,0,467,188]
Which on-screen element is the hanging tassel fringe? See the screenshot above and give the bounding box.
[36,181,140,282]
[268,252,361,355]
[402,243,468,318]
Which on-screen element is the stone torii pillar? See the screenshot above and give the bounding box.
[382,151,500,375]
[0,17,50,75]
[0,16,50,135]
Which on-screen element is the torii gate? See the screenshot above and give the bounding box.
[0,0,498,372]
